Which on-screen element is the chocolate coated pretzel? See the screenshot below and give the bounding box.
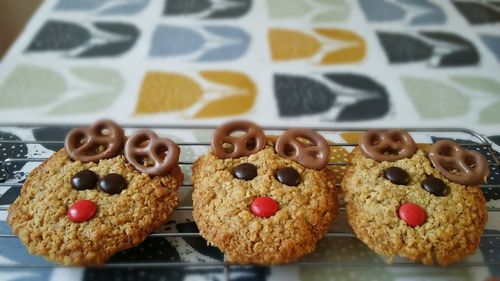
[275,129,330,170]
[65,119,125,163]
[124,130,180,176]
[429,140,488,186]
[211,120,266,159]
[359,130,417,162]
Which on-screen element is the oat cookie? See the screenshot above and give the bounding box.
[341,130,488,265]
[7,120,183,265]
[192,121,338,264]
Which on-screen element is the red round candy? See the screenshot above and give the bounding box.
[67,199,97,223]
[398,203,426,227]
[250,197,279,218]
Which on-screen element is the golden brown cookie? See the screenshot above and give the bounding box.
[192,121,338,264]
[7,120,183,266]
[341,130,488,266]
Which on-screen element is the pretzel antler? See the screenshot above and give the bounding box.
[124,129,180,176]
[359,130,417,162]
[64,119,125,163]
[429,140,488,186]
[211,120,266,159]
[275,128,330,170]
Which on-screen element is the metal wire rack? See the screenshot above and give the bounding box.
[0,124,499,278]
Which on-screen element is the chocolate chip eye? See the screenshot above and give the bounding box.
[71,170,98,190]
[383,167,410,185]
[421,175,448,196]
[98,173,127,195]
[234,163,257,181]
[275,167,300,186]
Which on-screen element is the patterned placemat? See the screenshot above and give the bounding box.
[0,0,499,133]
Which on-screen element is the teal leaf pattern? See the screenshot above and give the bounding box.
[0,65,66,108]
[480,100,500,124]
[268,0,350,22]
[46,93,116,115]
[71,67,123,92]
[268,0,311,19]
[401,76,469,119]
[311,9,349,23]
[0,65,123,114]
[46,67,123,115]
[450,76,500,96]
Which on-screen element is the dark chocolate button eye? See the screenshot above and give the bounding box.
[71,170,98,190]
[383,167,410,185]
[98,173,127,195]
[275,167,300,186]
[421,175,448,196]
[234,163,257,181]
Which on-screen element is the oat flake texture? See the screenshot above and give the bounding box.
[341,145,487,265]
[7,149,183,266]
[192,139,339,264]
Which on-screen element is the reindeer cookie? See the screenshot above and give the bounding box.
[192,120,338,264]
[7,120,183,265]
[341,130,489,265]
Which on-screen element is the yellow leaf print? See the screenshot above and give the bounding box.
[314,28,365,64]
[269,29,321,61]
[340,132,362,144]
[195,71,256,118]
[135,72,202,114]
[195,96,254,118]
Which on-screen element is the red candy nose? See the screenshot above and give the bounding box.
[251,196,279,218]
[68,199,97,223]
[398,203,426,227]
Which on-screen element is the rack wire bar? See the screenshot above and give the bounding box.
[0,124,499,272]
[1,230,499,239]
[0,261,499,269]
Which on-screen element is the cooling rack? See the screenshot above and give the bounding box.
[0,124,499,280]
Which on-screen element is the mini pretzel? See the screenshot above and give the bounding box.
[124,129,180,176]
[211,120,266,159]
[65,119,125,163]
[429,140,488,186]
[275,129,330,170]
[359,130,417,162]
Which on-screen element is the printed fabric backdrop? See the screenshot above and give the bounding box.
[0,0,499,280]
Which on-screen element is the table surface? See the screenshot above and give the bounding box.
[0,0,499,280]
[0,0,41,59]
